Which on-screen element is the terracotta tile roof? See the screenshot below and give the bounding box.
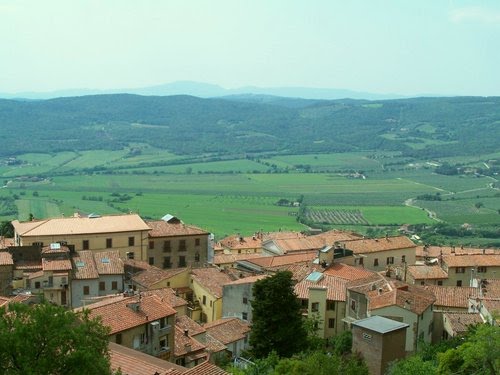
[242,252,317,268]
[12,214,150,237]
[191,268,234,298]
[132,267,187,289]
[310,229,362,243]
[84,294,176,334]
[0,237,15,249]
[203,318,250,345]
[218,234,262,251]
[14,260,42,271]
[263,231,307,241]
[482,298,500,315]
[406,265,449,280]
[482,279,500,298]
[42,258,72,271]
[147,220,208,238]
[124,259,153,272]
[176,315,206,336]
[265,237,327,254]
[183,361,229,375]
[41,244,70,255]
[444,312,484,334]
[213,253,263,265]
[204,333,227,353]
[267,263,323,282]
[109,342,185,375]
[0,296,9,307]
[416,245,499,258]
[341,236,416,254]
[94,250,124,275]
[174,325,206,357]
[72,251,99,279]
[142,288,188,309]
[294,273,349,301]
[28,270,44,280]
[442,254,500,267]
[348,274,436,315]
[224,274,268,286]
[425,286,479,308]
[323,263,375,281]
[0,251,13,266]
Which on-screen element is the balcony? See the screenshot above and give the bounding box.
[159,324,171,335]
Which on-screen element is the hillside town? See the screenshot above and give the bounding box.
[0,212,499,374]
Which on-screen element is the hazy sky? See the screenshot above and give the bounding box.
[1,0,500,96]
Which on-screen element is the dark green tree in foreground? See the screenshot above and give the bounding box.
[250,271,307,358]
[0,302,112,375]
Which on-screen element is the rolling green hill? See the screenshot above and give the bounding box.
[0,95,499,158]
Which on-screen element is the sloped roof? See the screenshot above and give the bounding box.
[417,245,499,258]
[204,333,227,354]
[72,250,123,279]
[94,250,124,275]
[142,288,188,309]
[224,274,268,286]
[109,342,185,375]
[191,268,234,298]
[72,251,99,279]
[147,220,208,237]
[219,234,262,250]
[241,252,316,268]
[183,361,229,375]
[340,236,416,254]
[203,318,250,345]
[176,315,206,336]
[84,294,176,334]
[444,312,483,335]
[12,214,150,237]
[323,262,375,281]
[213,253,262,265]
[42,258,72,271]
[294,273,349,301]
[174,325,206,357]
[267,262,323,282]
[0,251,13,266]
[310,229,362,243]
[425,285,479,308]
[442,254,500,267]
[407,265,449,280]
[132,266,187,289]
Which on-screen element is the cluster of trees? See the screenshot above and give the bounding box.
[388,323,499,375]
[0,302,114,374]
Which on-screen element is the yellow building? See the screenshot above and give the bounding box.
[441,253,500,287]
[190,268,233,323]
[12,213,151,261]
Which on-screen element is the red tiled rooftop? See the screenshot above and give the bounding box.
[224,274,268,286]
[407,265,449,280]
[444,312,484,334]
[72,251,99,279]
[84,294,176,334]
[176,315,206,336]
[443,254,500,267]
[142,288,188,309]
[174,326,206,357]
[243,252,316,268]
[191,268,234,298]
[341,236,416,254]
[213,253,263,265]
[219,234,262,250]
[42,258,72,271]
[183,361,229,375]
[425,285,479,309]
[323,262,375,281]
[294,273,349,301]
[0,251,13,266]
[417,245,499,258]
[132,266,187,289]
[147,220,208,237]
[203,317,250,345]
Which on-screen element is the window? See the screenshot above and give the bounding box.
[243,297,248,304]
[437,280,443,286]
[99,281,105,291]
[33,241,44,247]
[457,280,463,287]
[35,281,41,289]
[195,238,200,246]
[127,252,134,260]
[112,281,118,290]
[402,255,406,263]
[116,333,122,344]
[106,238,112,248]
[421,281,425,285]
[163,257,171,269]
[374,258,379,267]
[179,239,186,251]
[386,257,394,265]
[160,317,167,328]
[327,301,335,311]
[456,267,465,273]
[179,255,186,267]
[148,240,154,250]
[311,302,319,312]
[350,299,356,311]
[477,266,487,273]
[242,312,248,321]
[160,338,166,348]
[149,257,155,265]
[195,252,200,262]
[83,286,90,295]
[359,257,364,266]
[163,241,171,252]
[210,300,212,307]
[82,240,89,250]
[128,236,135,246]
[202,295,206,305]
[328,318,335,329]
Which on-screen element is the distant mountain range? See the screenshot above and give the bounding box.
[0,81,408,101]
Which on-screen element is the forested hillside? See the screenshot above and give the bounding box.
[0,95,498,158]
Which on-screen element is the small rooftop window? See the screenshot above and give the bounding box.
[101,257,110,264]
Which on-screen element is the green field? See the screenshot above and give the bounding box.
[0,150,498,240]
